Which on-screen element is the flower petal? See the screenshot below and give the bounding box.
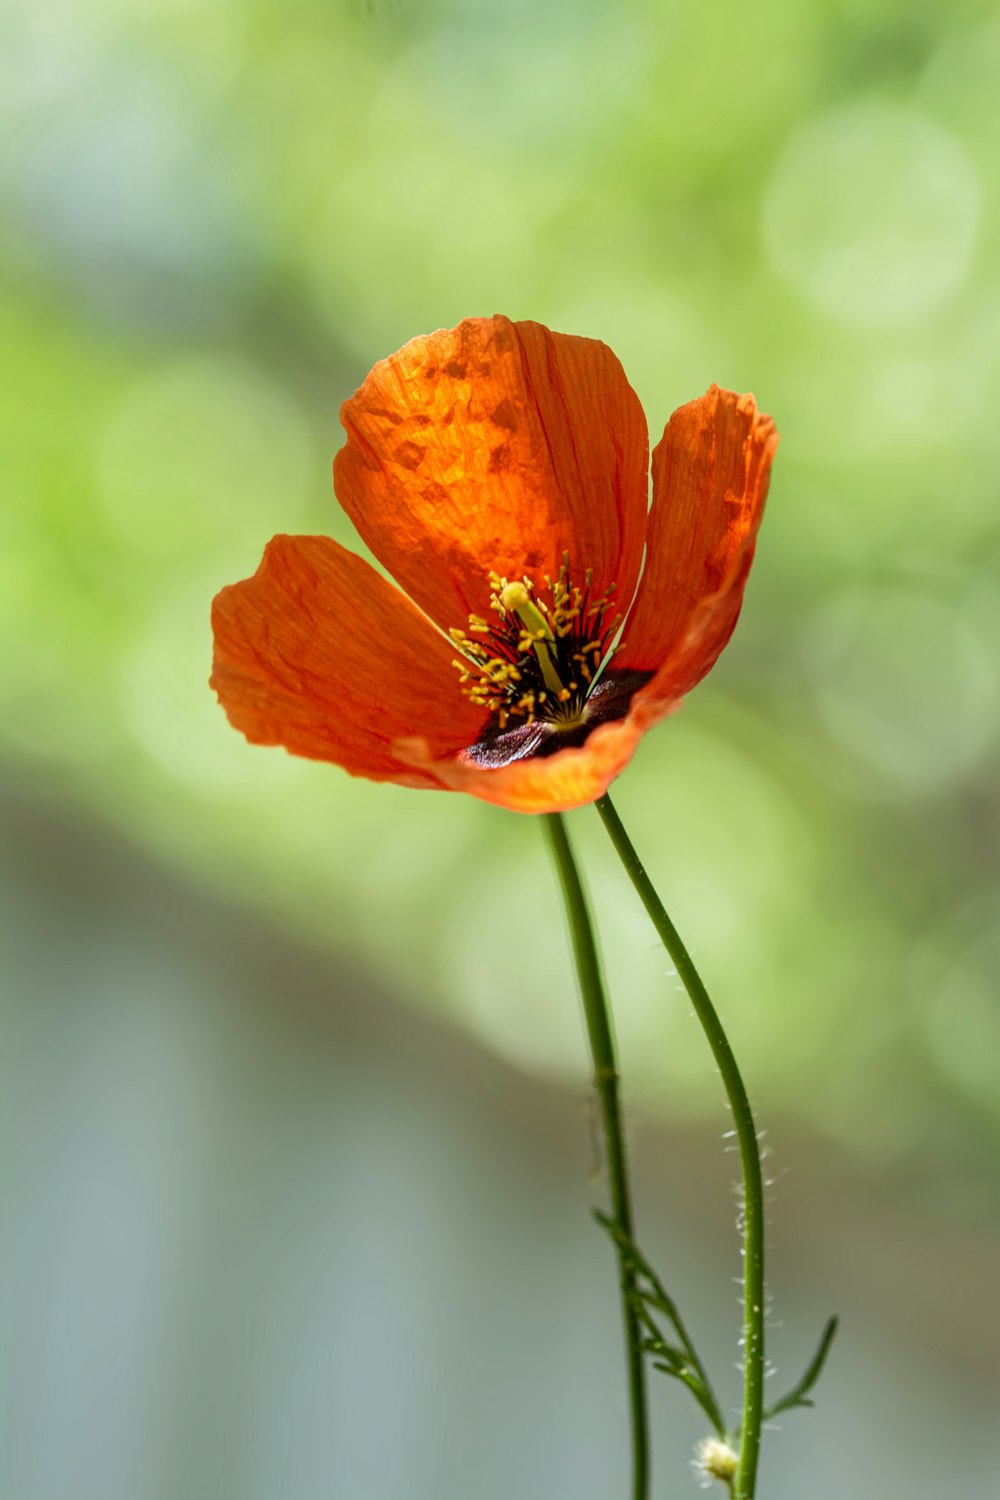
[211,535,486,785]
[619,387,777,716]
[395,712,647,815]
[333,316,649,634]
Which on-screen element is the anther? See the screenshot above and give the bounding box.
[451,559,622,733]
[499,581,564,696]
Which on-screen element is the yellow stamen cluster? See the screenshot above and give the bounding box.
[450,556,621,731]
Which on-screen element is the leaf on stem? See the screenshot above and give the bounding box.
[592,1209,728,1438]
[762,1316,839,1422]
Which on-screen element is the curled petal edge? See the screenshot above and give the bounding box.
[393,712,652,814]
[629,531,761,728]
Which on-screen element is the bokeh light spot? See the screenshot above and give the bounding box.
[805,585,997,795]
[98,357,314,569]
[762,102,980,326]
[920,900,1000,1116]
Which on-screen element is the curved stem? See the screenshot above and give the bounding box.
[595,792,765,1500]
[544,812,650,1500]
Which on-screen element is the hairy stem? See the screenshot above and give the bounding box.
[544,812,650,1500]
[595,792,766,1500]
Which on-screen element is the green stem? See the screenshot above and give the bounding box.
[544,812,650,1500]
[595,792,766,1500]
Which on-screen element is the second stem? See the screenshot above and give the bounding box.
[595,792,766,1500]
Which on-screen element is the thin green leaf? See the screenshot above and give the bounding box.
[763,1316,839,1422]
[593,1209,727,1436]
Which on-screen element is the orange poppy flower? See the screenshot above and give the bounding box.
[211,316,777,814]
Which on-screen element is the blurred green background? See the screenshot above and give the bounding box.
[4,0,999,1495]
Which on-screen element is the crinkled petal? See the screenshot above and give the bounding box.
[618,386,777,717]
[333,316,649,634]
[211,535,486,786]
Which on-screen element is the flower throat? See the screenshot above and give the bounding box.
[450,556,622,731]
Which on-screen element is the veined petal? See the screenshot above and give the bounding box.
[333,316,649,635]
[618,387,777,715]
[211,535,486,785]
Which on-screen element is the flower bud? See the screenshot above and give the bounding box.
[693,1436,738,1487]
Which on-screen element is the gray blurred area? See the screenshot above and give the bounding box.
[3,778,997,1500]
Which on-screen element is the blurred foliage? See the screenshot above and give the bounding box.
[4,0,1000,1204]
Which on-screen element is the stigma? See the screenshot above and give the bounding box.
[450,555,622,733]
